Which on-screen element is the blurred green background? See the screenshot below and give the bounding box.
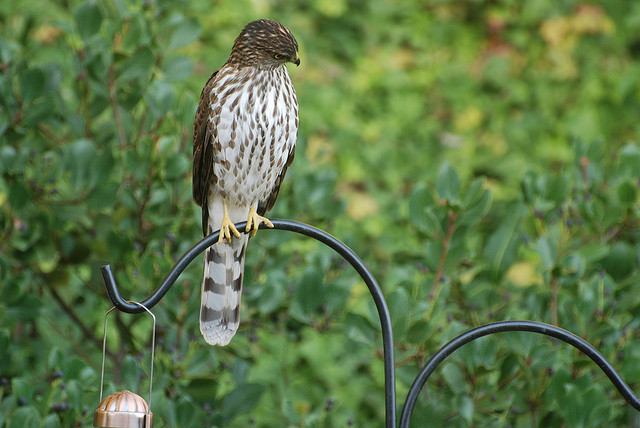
[2,0,640,426]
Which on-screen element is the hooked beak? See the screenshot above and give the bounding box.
[292,53,300,66]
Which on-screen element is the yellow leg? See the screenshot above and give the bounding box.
[218,200,242,244]
[245,206,274,237]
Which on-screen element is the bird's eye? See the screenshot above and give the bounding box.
[273,53,284,60]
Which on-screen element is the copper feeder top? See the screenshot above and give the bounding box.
[94,390,153,428]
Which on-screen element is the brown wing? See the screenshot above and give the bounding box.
[193,70,219,235]
[257,145,295,216]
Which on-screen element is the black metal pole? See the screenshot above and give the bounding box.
[399,320,640,427]
[100,219,397,428]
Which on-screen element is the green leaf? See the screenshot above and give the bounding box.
[282,400,301,424]
[344,313,377,345]
[441,363,467,394]
[483,202,524,278]
[387,287,410,338]
[165,155,189,179]
[168,18,201,49]
[314,0,348,17]
[7,294,41,322]
[458,395,474,425]
[408,185,442,236]
[41,414,60,428]
[424,240,442,272]
[147,81,175,117]
[558,253,585,285]
[221,383,266,422]
[35,240,60,274]
[8,406,40,428]
[521,170,537,203]
[117,47,155,84]
[289,270,324,322]
[148,187,170,207]
[174,397,200,426]
[616,179,637,205]
[20,68,45,102]
[231,358,251,384]
[47,348,64,371]
[575,242,610,263]
[119,12,151,52]
[0,329,10,368]
[8,179,30,211]
[120,355,141,392]
[75,1,103,40]
[64,379,83,413]
[63,357,90,381]
[21,94,56,126]
[459,178,492,225]
[161,56,194,81]
[183,348,217,378]
[405,319,432,344]
[436,162,461,204]
[0,144,17,173]
[617,143,640,177]
[184,378,218,401]
[253,274,286,314]
[537,235,558,270]
[601,242,636,280]
[544,171,571,203]
[64,139,97,192]
[11,378,34,403]
[86,180,119,210]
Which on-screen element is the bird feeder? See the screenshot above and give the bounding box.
[94,303,155,428]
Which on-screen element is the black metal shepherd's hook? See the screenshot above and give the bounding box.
[398,321,640,427]
[101,219,397,427]
[101,219,640,427]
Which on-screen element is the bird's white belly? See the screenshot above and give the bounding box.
[209,67,295,208]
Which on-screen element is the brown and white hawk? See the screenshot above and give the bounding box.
[192,19,299,346]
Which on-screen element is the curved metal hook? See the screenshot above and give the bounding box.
[399,320,640,427]
[99,301,156,410]
[100,219,397,428]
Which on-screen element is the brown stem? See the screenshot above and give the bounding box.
[529,398,538,427]
[551,274,558,326]
[108,64,127,147]
[475,368,522,403]
[136,165,155,251]
[179,125,190,153]
[579,156,590,187]
[430,210,458,299]
[79,71,91,139]
[394,349,427,367]
[44,280,115,358]
[81,78,91,139]
[37,124,67,144]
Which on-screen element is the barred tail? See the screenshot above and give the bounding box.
[200,235,248,346]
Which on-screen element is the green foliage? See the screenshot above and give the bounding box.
[2,0,640,427]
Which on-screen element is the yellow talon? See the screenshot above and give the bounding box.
[218,200,242,244]
[246,206,274,237]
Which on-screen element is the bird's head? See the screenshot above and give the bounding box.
[229,19,300,69]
